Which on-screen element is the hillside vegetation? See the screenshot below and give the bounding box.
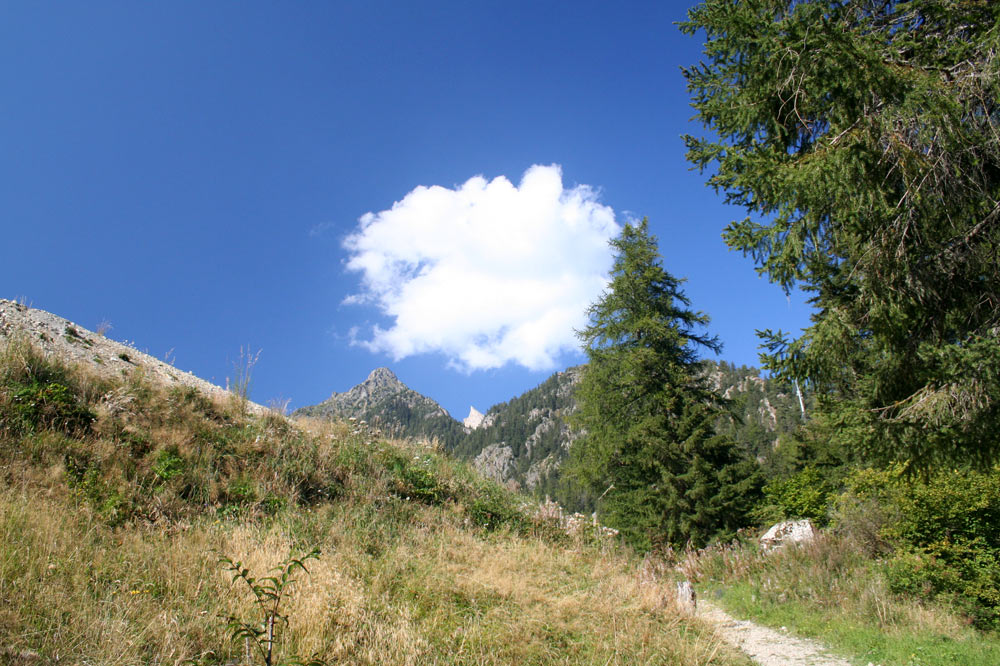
[0,332,751,665]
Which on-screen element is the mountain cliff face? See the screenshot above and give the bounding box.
[455,367,581,496]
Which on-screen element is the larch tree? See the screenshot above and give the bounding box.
[570,219,761,550]
[681,0,1000,470]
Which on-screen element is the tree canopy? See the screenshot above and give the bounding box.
[570,220,760,550]
[682,0,1000,469]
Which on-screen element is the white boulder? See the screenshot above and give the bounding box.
[759,519,817,552]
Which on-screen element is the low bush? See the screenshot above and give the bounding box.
[752,466,832,526]
[9,380,95,434]
[468,483,528,532]
[838,466,1000,629]
[385,450,447,505]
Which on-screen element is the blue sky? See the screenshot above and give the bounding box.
[1,1,811,419]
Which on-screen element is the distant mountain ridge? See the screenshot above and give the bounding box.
[295,360,807,508]
[293,366,580,494]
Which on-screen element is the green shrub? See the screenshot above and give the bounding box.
[261,492,286,515]
[839,466,1000,628]
[63,452,132,526]
[152,447,185,482]
[469,483,527,532]
[753,467,831,526]
[226,477,257,505]
[386,451,445,504]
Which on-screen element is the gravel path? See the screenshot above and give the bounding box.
[699,601,855,666]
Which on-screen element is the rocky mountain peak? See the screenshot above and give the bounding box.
[364,366,403,389]
[295,366,457,436]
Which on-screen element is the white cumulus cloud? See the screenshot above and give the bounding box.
[343,164,620,371]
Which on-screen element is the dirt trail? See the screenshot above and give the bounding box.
[699,601,856,666]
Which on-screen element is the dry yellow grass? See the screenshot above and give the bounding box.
[0,337,752,665]
[0,480,751,665]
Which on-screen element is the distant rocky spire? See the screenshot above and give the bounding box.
[463,406,485,430]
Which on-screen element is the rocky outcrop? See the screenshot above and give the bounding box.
[525,453,561,490]
[463,406,485,430]
[722,375,779,429]
[473,443,515,483]
[0,299,261,411]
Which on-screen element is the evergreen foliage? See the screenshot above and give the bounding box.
[570,219,761,550]
[682,0,1000,469]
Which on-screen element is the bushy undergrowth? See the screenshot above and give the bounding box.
[837,466,1000,629]
[750,466,833,527]
[0,335,100,437]
[0,337,748,665]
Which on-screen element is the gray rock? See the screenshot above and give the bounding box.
[473,443,515,483]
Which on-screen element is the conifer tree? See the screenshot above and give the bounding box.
[570,219,760,550]
[682,0,1000,469]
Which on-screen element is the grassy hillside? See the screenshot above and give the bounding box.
[0,333,750,665]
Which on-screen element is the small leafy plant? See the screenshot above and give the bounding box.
[190,547,326,666]
[9,380,95,435]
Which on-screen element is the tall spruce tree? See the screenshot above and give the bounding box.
[682,0,1000,470]
[570,219,761,550]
